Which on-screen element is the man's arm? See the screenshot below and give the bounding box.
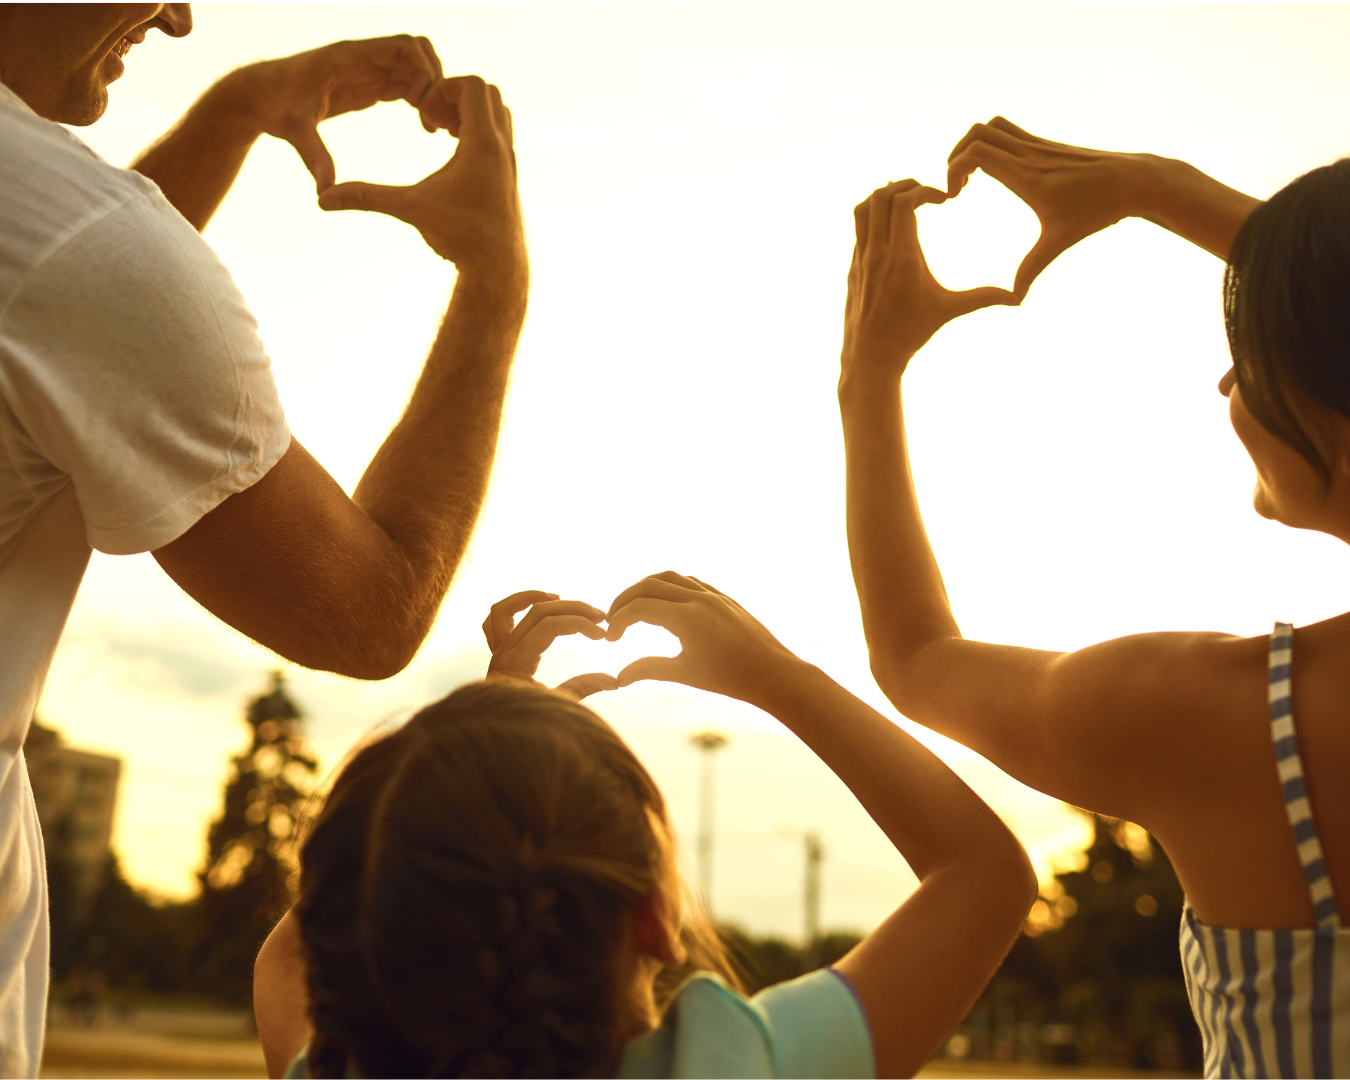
[945,117,1262,297]
[154,76,524,680]
[132,36,453,231]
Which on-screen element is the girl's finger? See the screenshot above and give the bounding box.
[616,655,685,688]
[482,590,558,650]
[605,597,692,641]
[555,672,620,700]
[505,599,606,647]
[607,575,703,619]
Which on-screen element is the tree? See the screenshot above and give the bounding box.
[191,672,318,1002]
[954,812,1202,1071]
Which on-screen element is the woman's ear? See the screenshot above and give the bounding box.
[633,884,687,968]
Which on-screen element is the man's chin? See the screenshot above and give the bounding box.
[58,84,111,127]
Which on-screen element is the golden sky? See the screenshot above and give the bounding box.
[39,3,1350,939]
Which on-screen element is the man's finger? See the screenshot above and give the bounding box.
[287,126,337,192]
[442,75,495,145]
[482,590,558,650]
[616,655,684,688]
[555,672,620,700]
[318,180,411,216]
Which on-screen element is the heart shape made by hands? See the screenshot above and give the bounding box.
[319,99,456,191]
[916,170,1042,294]
[532,621,681,687]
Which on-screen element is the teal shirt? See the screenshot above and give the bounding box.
[286,967,874,1079]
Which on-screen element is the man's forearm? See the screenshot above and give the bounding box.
[131,69,260,231]
[351,260,528,660]
[1135,155,1262,260]
[840,375,961,704]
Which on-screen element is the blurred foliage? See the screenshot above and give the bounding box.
[953,812,1202,1072]
[720,927,863,994]
[192,671,317,1003]
[48,673,316,1007]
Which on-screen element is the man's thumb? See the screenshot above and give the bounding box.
[318,181,408,218]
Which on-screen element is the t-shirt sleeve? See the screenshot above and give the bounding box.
[754,967,875,1079]
[0,188,289,554]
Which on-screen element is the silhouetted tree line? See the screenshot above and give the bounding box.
[48,673,316,1006]
[951,813,1202,1072]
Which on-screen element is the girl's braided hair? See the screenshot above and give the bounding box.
[295,680,738,1078]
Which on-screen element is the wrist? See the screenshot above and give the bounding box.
[198,66,268,145]
[838,365,902,411]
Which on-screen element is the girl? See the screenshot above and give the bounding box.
[254,574,1036,1078]
[840,123,1350,1077]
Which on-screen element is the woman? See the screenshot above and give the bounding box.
[841,119,1349,1077]
[253,575,1036,1078]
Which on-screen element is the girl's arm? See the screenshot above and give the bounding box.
[605,571,1038,1078]
[945,116,1261,297]
[254,909,312,1079]
[838,180,1256,828]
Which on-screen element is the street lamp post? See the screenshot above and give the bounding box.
[689,731,728,915]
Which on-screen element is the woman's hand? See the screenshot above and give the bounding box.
[483,591,618,701]
[946,117,1161,296]
[604,572,800,705]
[841,180,1017,384]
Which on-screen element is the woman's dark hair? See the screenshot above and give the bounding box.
[1224,157,1350,491]
[295,681,739,1079]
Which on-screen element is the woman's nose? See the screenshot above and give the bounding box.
[1218,367,1236,397]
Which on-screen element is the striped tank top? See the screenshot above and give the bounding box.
[1180,623,1350,1078]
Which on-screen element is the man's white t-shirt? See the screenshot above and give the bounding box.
[0,85,289,1075]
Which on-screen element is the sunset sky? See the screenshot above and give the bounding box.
[39,3,1350,940]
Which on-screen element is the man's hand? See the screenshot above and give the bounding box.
[318,76,522,271]
[842,180,1017,383]
[225,35,457,194]
[946,117,1156,298]
[604,572,800,705]
[483,590,618,701]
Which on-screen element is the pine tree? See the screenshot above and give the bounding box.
[191,672,318,1002]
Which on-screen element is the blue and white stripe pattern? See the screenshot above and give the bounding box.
[1180,623,1350,1078]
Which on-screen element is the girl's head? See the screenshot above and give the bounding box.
[295,680,736,1079]
[1223,158,1350,529]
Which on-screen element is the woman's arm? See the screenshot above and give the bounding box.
[254,909,312,1079]
[945,117,1261,296]
[838,180,1256,825]
[605,570,1038,1078]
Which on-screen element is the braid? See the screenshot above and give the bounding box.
[297,683,664,1078]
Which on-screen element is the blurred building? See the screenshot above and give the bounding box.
[24,720,121,915]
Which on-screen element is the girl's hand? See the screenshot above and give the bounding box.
[604,572,799,705]
[946,117,1152,298]
[483,591,618,701]
[841,180,1017,384]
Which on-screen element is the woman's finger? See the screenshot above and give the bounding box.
[889,184,947,246]
[946,140,1028,200]
[947,284,1021,317]
[482,590,558,650]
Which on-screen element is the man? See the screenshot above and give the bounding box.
[0,6,528,1073]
